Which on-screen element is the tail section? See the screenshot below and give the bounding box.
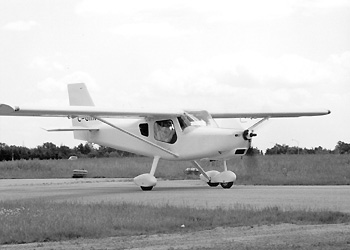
[67,83,100,141]
[68,83,95,106]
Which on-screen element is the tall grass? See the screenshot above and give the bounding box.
[228,154,350,185]
[0,154,349,185]
[1,199,349,245]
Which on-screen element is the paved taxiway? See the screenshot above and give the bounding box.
[1,178,350,212]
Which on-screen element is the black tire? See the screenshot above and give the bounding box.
[220,182,233,189]
[141,186,154,191]
[207,182,219,187]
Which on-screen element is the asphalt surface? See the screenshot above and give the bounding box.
[1,178,350,212]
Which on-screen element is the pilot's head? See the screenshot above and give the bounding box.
[163,120,172,127]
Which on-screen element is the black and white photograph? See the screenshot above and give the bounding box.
[0,1,349,249]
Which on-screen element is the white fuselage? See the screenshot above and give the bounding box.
[73,117,250,161]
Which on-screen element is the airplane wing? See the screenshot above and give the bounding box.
[1,103,330,119]
[0,104,184,118]
[210,110,331,118]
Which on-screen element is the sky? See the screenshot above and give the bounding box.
[0,0,349,152]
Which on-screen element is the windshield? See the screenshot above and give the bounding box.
[178,110,218,130]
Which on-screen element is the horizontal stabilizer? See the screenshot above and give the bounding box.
[43,126,99,132]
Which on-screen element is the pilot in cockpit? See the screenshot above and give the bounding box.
[154,120,176,143]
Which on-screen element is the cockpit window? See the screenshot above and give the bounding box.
[180,111,218,128]
[154,119,177,144]
[139,123,149,137]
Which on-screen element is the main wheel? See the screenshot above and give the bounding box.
[220,182,233,189]
[207,182,219,187]
[141,186,154,191]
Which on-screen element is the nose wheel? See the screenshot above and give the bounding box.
[141,186,154,191]
[220,182,234,189]
[195,160,236,189]
[208,182,220,187]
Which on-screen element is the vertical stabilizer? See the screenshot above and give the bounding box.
[68,83,94,106]
[67,83,99,141]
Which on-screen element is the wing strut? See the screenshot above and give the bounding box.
[94,117,179,158]
[248,117,270,130]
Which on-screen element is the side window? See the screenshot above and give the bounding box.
[139,123,149,137]
[154,119,177,144]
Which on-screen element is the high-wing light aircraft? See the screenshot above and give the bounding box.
[0,83,330,190]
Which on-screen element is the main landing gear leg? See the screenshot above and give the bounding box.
[134,156,160,191]
[223,160,228,171]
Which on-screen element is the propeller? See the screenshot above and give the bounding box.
[240,117,269,182]
[238,142,260,183]
[243,129,257,141]
[242,117,269,146]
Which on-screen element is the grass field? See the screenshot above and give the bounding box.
[1,199,349,245]
[0,154,349,185]
[1,155,350,246]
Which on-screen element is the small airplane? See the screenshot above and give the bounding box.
[0,83,330,190]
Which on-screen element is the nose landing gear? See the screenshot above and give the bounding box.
[194,160,236,189]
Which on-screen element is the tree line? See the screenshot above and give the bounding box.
[249,141,350,155]
[0,142,136,161]
[1,141,349,161]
